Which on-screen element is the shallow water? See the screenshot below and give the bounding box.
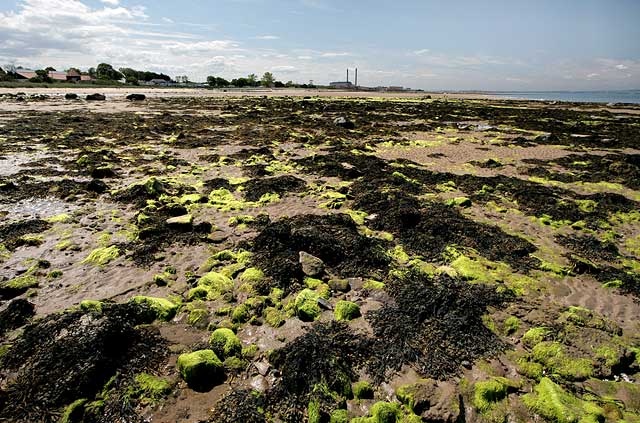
[0,197,77,220]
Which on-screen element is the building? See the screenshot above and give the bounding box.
[329,81,354,89]
[14,69,93,82]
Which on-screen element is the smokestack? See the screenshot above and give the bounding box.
[355,68,358,88]
[347,68,349,83]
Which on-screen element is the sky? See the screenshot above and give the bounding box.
[0,0,639,91]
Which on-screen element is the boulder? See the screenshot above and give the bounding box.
[166,214,193,226]
[64,93,78,100]
[126,93,146,101]
[299,251,324,277]
[85,93,106,101]
[177,349,224,392]
[328,278,351,292]
[333,116,355,129]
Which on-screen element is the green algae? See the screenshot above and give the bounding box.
[177,349,224,390]
[523,377,604,423]
[294,288,321,321]
[209,328,242,359]
[353,381,374,399]
[81,245,120,266]
[130,296,178,321]
[334,300,361,321]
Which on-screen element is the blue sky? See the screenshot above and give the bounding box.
[0,0,639,90]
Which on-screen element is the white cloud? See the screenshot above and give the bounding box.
[254,35,279,40]
[412,49,430,56]
[101,0,119,5]
[616,64,628,70]
[320,52,351,57]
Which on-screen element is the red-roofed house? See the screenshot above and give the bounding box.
[14,69,93,82]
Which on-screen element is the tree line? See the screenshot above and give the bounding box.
[207,72,315,89]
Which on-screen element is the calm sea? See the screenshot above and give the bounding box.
[490,90,640,104]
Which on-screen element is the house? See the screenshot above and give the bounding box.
[329,81,354,89]
[66,69,81,82]
[14,70,37,80]
[48,71,67,81]
[13,69,93,82]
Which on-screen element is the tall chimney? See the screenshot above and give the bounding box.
[355,68,358,87]
[347,68,349,83]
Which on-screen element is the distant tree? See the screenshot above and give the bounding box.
[126,76,139,85]
[207,76,230,88]
[30,69,53,83]
[44,66,56,72]
[285,80,294,87]
[261,72,275,87]
[247,73,258,87]
[66,67,81,74]
[96,63,123,81]
[88,67,96,78]
[274,80,285,88]
[231,77,250,88]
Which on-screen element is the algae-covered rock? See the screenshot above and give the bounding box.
[328,278,351,292]
[81,246,120,267]
[60,398,87,423]
[295,288,321,321]
[329,408,349,423]
[79,300,103,313]
[353,380,374,399]
[130,296,178,321]
[198,272,233,295]
[523,377,604,423]
[264,307,286,328]
[334,300,361,321]
[473,378,510,413]
[238,267,264,284]
[177,349,224,392]
[209,328,242,359]
[369,401,401,423]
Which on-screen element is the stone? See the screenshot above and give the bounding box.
[328,278,351,292]
[166,214,193,226]
[209,328,242,359]
[299,251,324,276]
[64,93,78,100]
[254,360,270,376]
[317,297,333,310]
[334,300,360,321]
[86,93,106,101]
[333,116,355,129]
[126,93,146,101]
[177,349,224,392]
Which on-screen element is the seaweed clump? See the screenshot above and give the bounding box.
[242,175,306,202]
[249,214,390,293]
[366,270,512,381]
[0,302,168,423]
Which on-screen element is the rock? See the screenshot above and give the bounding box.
[328,278,351,292]
[86,179,108,193]
[0,299,35,335]
[208,231,229,243]
[65,93,78,100]
[126,93,146,101]
[317,297,333,310]
[85,93,106,101]
[90,166,116,179]
[333,116,355,129]
[254,360,270,376]
[177,349,224,392]
[299,251,324,276]
[396,379,462,423]
[334,300,360,321]
[250,375,270,392]
[166,214,193,226]
[130,296,178,321]
[209,328,242,359]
